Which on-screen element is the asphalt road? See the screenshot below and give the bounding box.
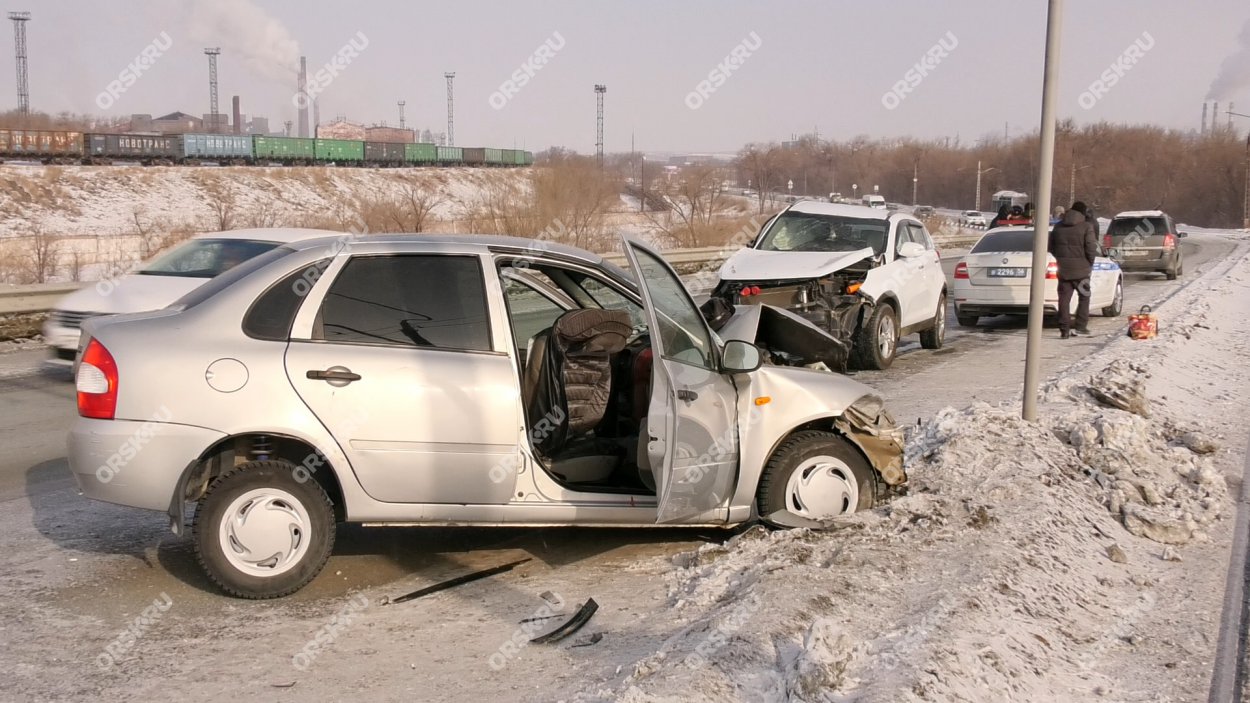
[0,234,1234,700]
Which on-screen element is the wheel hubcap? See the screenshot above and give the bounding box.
[1114,282,1122,310]
[878,315,896,358]
[218,488,312,577]
[784,457,860,520]
[936,300,946,343]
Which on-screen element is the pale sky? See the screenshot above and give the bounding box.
[5,0,1250,152]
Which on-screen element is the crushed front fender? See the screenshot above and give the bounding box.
[835,394,906,486]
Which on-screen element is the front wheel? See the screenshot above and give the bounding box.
[919,294,947,349]
[193,460,336,599]
[757,431,876,523]
[1102,278,1123,317]
[854,304,898,370]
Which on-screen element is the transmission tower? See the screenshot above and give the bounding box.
[204,48,221,133]
[398,100,406,130]
[594,84,606,166]
[444,72,455,146]
[9,12,30,115]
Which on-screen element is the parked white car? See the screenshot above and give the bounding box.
[43,228,339,364]
[713,202,948,370]
[961,210,987,227]
[952,226,1124,327]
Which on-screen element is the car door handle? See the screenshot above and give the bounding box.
[676,389,698,401]
[307,368,362,383]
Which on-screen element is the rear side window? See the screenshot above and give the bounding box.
[244,259,331,341]
[170,246,297,311]
[316,255,492,351]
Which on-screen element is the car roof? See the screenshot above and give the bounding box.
[787,200,892,221]
[284,232,608,264]
[193,228,345,243]
[979,225,1036,236]
[1113,210,1167,219]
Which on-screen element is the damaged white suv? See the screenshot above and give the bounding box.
[714,202,947,370]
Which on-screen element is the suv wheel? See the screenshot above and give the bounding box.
[193,460,336,599]
[919,294,946,349]
[757,430,876,523]
[854,303,898,370]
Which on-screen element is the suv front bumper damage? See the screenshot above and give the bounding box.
[717,303,861,372]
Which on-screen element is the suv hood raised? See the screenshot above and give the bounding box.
[718,246,875,282]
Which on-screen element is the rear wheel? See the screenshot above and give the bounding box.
[1165,268,1178,280]
[193,460,336,599]
[1101,278,1124,317]
[757,431,876,523]
[854,303,898,370]
[919,295,946,349]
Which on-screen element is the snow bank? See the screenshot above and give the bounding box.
[580,235,1250,702]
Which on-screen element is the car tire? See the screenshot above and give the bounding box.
[919,294,946,349]
[956,309,979,328]
[1165,268,1178,280]
[757,430,876,523]
[1101,278,1124,317]
[854,303,898,370]
[193,460,336,599]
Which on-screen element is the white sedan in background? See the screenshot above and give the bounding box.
[952,226,1124,327]
[43,228,340,364]
[960,210,988,227]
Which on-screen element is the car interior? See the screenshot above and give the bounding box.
[498,260,659,496]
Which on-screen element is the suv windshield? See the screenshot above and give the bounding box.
[971,229,1035,253]
[140,238,279,278]
[756,212,888,255]
[1108,217,1168,238]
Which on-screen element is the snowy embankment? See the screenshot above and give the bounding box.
[583,235,1250,702]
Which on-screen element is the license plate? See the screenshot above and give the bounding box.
[1126,250,1151,257]
[988,267,1028,278]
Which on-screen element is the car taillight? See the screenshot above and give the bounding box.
[77,338,118,420]
[1162,233,1176,249]
[953,262,969,279]
[1103,235,1112,248]
[1045,262,1059,280]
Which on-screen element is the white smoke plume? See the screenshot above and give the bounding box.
[187,0,301,82]
[1207,17,1250,100]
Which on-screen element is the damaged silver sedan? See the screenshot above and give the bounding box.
[68,233,905,598]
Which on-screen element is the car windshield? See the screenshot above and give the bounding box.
[139,238,279,278]
[1108,217,1167,237]
[971,229,1036,253]
[756,212,888,255]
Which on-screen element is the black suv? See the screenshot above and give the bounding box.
[1104,210,1186,280]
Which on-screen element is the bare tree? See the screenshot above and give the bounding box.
[22,228,61,283]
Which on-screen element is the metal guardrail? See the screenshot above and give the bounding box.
[0,283,84,315]
[0,239,974,316]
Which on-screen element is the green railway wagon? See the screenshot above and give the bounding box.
[522,151,534,166]
[405,143,438,164]
[436,146,463,164]
[315,138,365,163]
[253,136,315,162]
[484,148,504,165]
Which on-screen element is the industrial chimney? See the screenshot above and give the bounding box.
[232,95,241,134]
[297,56,309,138]
[1202,102,1209,134]
[313,96,320,138]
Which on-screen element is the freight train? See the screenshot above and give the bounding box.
[0,128,534,168]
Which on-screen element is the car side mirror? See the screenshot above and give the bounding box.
[897,241,926,259]
[721,340,763,374]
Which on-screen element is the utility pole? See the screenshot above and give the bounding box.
[1244,133,1250,230]
[912,160,919,206]
[594,84,606,167]
[639,155,646,213]
[9,12,30,116]
[204,48,221,133]
[444,72,456,146]
[1022,0,1064,422]
[397,100,406,130]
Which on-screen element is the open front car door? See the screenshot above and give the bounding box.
[622,236,739,523]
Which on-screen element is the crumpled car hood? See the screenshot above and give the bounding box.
[717,303,851,371]
[718,246,875,281]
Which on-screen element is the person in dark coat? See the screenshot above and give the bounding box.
[988,204,1009,229]
[1048,201,1099,337]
